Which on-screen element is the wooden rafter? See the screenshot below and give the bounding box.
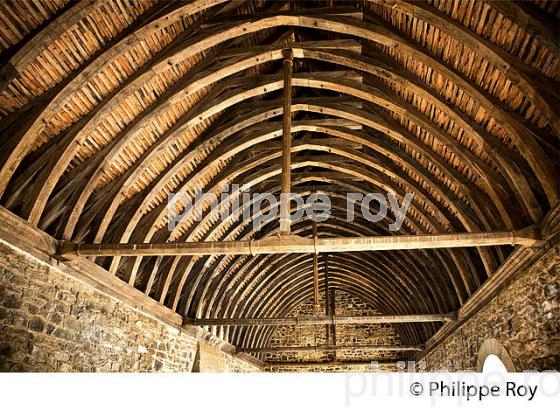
[5,11,556,229]
[0,0,558,354]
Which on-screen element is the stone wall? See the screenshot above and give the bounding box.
[0,242,261,372]
[265,290,404,371]
[192,341,260,372]
[420,245,559,371]
[1,199,557,373]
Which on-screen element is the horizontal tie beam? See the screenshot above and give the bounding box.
[58,226,542,258]
[265,361,398,369]
[238,344,423,353]
[183,313,456,327]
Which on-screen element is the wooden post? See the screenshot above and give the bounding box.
[279,48,293,236]
[330,288,337,360]
[312,221,321,315]
[324,253,332,345]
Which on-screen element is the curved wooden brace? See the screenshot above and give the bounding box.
[368,0,560,135]
[89,105,516,294]
[223,252,444,326]
[56,44,540,240]
[206,227,462,324]
[169,200,438,319]
[183,211,468,321]
[144,158,472,308]
[200,218,454,319]
[96,75,522,250]
[160,135,498,276]
[0,0,228,198]
[234,271,429,347]
[195,212,446,305]
[178,203,464,346]
[132,151,470,252]
[84,99,508,250]
[164,178,468,312]
[8,11,555,231]
[0,0,98,90]
[247,266,435,349]
[168,158,491,311]
[112,151,456,282]
[486,0,560,58]
[178,208,476,320]
[168,168,475,316]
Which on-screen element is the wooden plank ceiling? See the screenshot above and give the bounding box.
[0,0,558,355]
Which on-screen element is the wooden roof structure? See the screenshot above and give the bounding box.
[0,0,558,359]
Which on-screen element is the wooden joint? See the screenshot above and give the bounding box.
[515,224,545,247]
[56,240,79,261]
[282,48,294,61]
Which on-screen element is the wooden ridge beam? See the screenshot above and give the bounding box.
[183,313,456,326]
[201,6,364,27]
[58,227,542,258]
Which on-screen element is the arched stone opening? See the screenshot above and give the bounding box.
[477,338,516,372]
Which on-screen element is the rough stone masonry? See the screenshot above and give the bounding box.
[421,246,559,371]
[0,227,558,372]
[0,241,261,372]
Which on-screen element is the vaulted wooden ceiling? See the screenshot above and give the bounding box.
[0,0,558,354]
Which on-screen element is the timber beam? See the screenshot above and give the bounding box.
[265,361,398,369]
[279,48,294,236]
[182,313,456,327]
[239,344,423,353]
[57,226,543,258]
[312,221,321,314]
